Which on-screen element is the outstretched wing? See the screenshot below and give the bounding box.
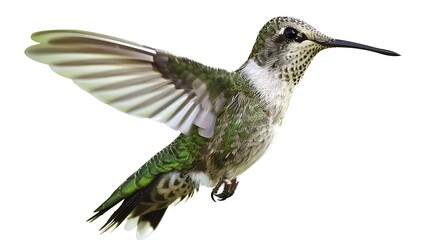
[25,30,235,137]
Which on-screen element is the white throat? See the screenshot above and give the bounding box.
[241,59,294,114]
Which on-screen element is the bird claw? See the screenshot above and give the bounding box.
[211,178,239,202]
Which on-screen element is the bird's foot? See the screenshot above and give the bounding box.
[211,177,239,202]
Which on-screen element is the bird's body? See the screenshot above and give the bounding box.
[25,16,399,239]
[87,53,295,235]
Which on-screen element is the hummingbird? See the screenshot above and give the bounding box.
[25,16,399,239]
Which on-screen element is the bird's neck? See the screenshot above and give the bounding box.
[239,59,295,122]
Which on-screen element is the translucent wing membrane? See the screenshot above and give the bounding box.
[26,30,231,137]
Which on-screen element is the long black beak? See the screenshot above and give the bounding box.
[316,39,400,56]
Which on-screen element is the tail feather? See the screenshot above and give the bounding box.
[100,189,152,232]
[88,175,160,232]
[139,208,167,231]
[135,208,167,240]
[89,171,198,239]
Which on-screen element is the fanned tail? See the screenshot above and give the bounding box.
[88,178,159,232]
[88,172,197,239]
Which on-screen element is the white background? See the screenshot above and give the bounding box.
[1,1,428,240]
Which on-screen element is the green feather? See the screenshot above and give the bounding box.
[92,132,207,214]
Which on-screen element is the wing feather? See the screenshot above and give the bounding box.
[26,30,235,137]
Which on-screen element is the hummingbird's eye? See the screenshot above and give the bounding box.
[283,27,298,40]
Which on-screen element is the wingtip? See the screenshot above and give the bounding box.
[24,44,41,62]
[24,45,32,58]
[28,30,86,43]
[30,31,42,42]
[29,30,54,42]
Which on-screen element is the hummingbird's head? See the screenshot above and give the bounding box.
[248,16,399,84]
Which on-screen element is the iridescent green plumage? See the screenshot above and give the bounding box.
[25,16,398,239]
[90,132,207,215]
